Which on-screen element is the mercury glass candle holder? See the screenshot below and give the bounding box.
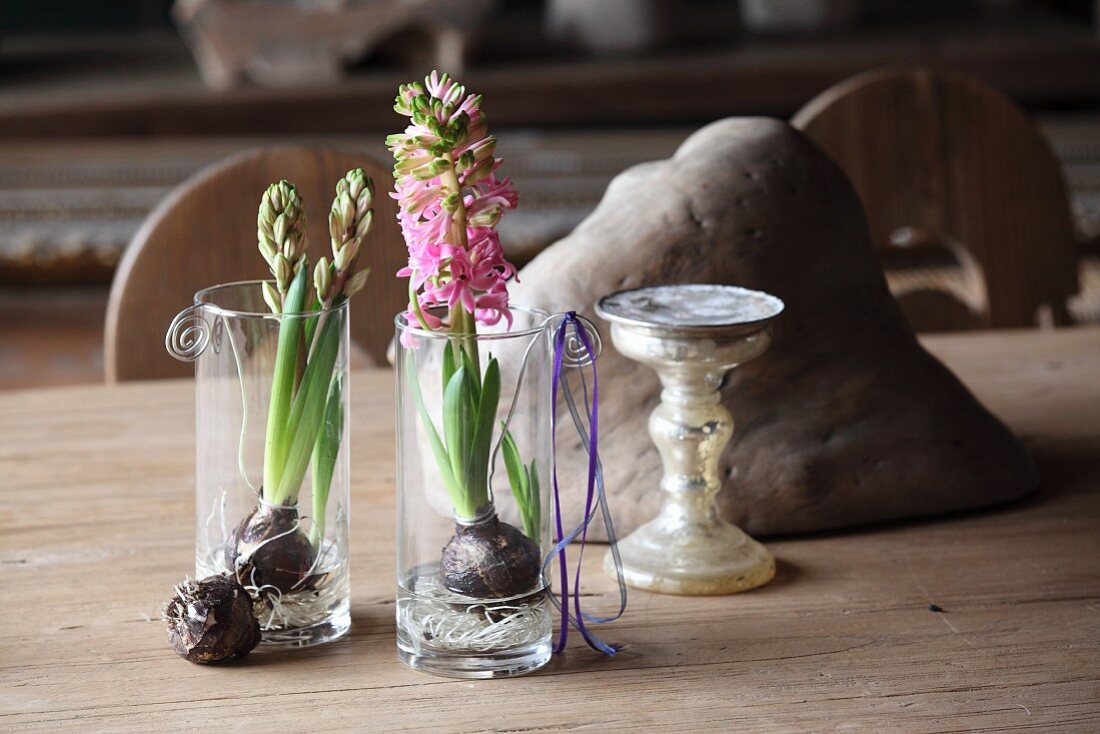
[595,284,785,595]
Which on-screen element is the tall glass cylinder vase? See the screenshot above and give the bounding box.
[395,307,554,678]
[168,280,351,648]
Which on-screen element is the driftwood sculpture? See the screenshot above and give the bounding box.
[513,117,1038,538]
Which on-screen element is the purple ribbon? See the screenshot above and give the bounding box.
[545,311,627,655]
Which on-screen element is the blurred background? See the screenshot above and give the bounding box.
[2,0,1099,389]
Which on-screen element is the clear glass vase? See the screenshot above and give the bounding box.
[167,280,351,648]
[395,307,554,678]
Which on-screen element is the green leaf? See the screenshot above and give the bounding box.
[465,358,499,509]
[461,348,481,407]
[309,375,343,549]
[442,342,457,396]
[442,366,473,515]
[302,294,322,350]
[273,312,342,504]
[502,429,540,540]
[501,430,527,504]
[405,355,461,504]
[525,461,541,540]
[280,295,345,473]
[262,264,309,501]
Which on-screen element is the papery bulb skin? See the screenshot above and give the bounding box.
[232,503,316,595]
[165,574,261,664]
[440,513,541,599]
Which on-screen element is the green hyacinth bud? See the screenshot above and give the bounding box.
[338,193,355,231]
[284,232,302,263]
[314,257,332,301]
[273,213,289,249]
[345,268,370,299]
[355,210,373,241]
[329,169,374,264]
[321,168,375,302]
[261,281,282,314]
[258,237,277,266]
[257,180,307,299]
[333,242,350,272]
[272,252,292,294]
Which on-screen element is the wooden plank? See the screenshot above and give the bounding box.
[0,286,106,389]
[794,67,1081,330]
[2,20,1100,139]
[1,327,1098,731]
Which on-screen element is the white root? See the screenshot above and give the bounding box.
[197,537,347,634]
[398,574,551,654]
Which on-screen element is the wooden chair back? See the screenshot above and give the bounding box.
[106,146,406,382]
[792,66,1079,331]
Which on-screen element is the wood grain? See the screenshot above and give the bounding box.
[3,19,1100,138]
[0,286,106,389]
[2,328,1099,732]
[793,67,1080,331]
[104,145,408,382]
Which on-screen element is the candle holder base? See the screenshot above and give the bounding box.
[604,517,774,595]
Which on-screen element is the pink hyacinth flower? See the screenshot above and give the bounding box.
[390,71,519,340]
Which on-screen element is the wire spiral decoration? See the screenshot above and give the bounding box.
[165,304,212,362]
[210,313,225,354]
[559,314,603,368]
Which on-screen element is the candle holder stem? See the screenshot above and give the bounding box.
[596,285,785,595]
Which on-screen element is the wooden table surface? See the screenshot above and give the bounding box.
[2,328,1099,733]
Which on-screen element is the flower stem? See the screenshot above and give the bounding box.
[440,153,469,250]
[440,154,481,375]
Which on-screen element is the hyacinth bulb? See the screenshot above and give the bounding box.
[231,504,316,595]
[165,575,261,664]
[440,513,541,599]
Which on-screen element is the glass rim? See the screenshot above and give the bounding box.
[194,280,349,319]
[394,305,551,341]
